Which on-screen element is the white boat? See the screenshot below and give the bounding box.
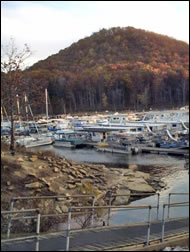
[16,136,53,148]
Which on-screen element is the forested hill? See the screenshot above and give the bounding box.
[25,27,189,114]
[30,27,188,73]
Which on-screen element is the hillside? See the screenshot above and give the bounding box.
[3,27,189,114]
[30,27,188,73]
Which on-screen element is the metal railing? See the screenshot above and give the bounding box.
[7,193,159,238]
[1,209,40,251]
[161,201,189,242]
[1,199,189,251]
[65,204,153,251]
[109,192,160,224]
[6,194,95,239]
[167,193,189,218]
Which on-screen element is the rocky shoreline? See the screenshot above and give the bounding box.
[1,148,167,214]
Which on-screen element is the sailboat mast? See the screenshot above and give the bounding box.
[1,106,3,121]
[24,94,29,121]
[45,88,48,121]
[16,94,22,128]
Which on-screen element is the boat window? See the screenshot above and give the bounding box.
[172,124,177,127]
[130,128,136,132]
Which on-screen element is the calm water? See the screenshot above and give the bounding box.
[31,145,189,224]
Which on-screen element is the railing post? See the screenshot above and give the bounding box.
[35,210,41,251]
[7,199,14,239]
[157,193,160,220]
[107,192,112,226]
[161,204,166,242]
[90,196,95,227]
[146,206,152,246]
[167,193,171,218]
[66,208,72,251]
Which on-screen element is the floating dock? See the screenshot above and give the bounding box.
[97,147,132,155]
[96,146,188,156]
[140,146,189,156]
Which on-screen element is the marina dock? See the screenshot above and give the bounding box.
[95,145,188,156]
[140,146,189,156]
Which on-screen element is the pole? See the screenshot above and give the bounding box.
[24,94,29,122]
[35,211,41,251]
[66,208,72,251]
[45,88,48,121]
[1,106,3,121]
[146,206,152,246]
[161,204,166,242]
[167,193,171,219]
[91,196,95,227]
[157,193,160,220]
[7,199,14,239]
[107,192,112,226]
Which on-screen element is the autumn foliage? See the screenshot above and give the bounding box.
[2,27,189,114]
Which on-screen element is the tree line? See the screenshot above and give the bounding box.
[1,27,189,116]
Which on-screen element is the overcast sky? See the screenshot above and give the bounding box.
[1,1,189,67]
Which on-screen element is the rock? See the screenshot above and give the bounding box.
[40,178,51,186]
[135,171,150,181]
[75,182,82,187]
[124,172,135,177]
[14,171,24,177]
[68,175,75,180]
[53,167,60,173]
[112,188,131,205]
[67,184,76,190]
[153,177,160,182]
[17,157,24,162]
[79,169,88,175]
[88,175,96,179]
[55,206,63,214]
[25,182,43,189]
[8,186,14,190]
[60,205,68,213]
[70,171,77,178]
[67,180,76,184]
[29,157,38,162]
[38,165,44,170]
[159,181,166,188]
[7,181,11,186]
[128,164,138,170]
[77,174,83,179]
[126,178,155,193]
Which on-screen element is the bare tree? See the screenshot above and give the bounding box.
[1,38,31,155]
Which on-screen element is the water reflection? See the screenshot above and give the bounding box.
[111,170,189,225]
[31,145,185,167]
